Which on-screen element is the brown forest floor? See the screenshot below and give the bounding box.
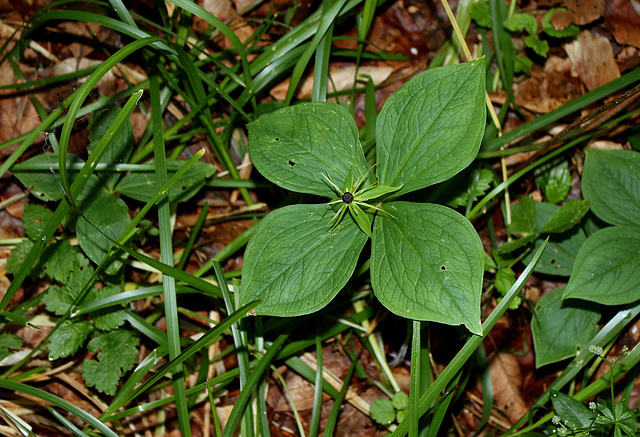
[1,0,640,436]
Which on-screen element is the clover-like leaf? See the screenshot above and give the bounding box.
[239,204,367,317]
[248,102,369,198]
[376,59,486,197]
[371,202,484,334]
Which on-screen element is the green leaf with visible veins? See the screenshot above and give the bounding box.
[40,240,78,283]
[89,285,127,331]
[531,286,600,368]
[48,320,93,360]
[248,102,369,198]
[82,330,139,395]
[564,226,640,305]
[42,262,94,315]
[22,204,54,240]
[376,59,486,197]
[370,398,395,425]
[371,202,484,334]
[77,191,130,275]
[538,199,590,234]
[582,149,640,227]
[508,196,536,236]
[239,204,367,317]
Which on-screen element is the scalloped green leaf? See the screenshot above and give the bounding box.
[582,149,640,227]
[48,320,93,360]
[239,204,367,317]
[248,102,369,198]
[564,226,640,305]
[82,330,139,395]
[371,202,484,334]
[531,286,600,368]
[376,59,486,197]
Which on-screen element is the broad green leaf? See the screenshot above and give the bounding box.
[508,196,536,236]
[376,59,486,197]
[535,158,571,204]
[370,398,396,425]
[22,204,54,240]
[392,391,409,410]
[539,200,590,234]
[6,240,36,276]
[513,55,533,74]
[247,102,369,198]
[0,333,23,350]
[115,160,215,203]
[82,330,139,395]
[77,191,131,275]
[371,202,484,334]
[504,12,537,33]
[497,235,536,254]
[549,390,595,429]
[240,204,367,317]
[564,226,640,305]
[531,286,600,368]
[48,320,93,360]
[12,153,83,202]
[582,149,640,227]
[523,202,586,276]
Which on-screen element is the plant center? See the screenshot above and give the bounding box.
[342,192,354,204]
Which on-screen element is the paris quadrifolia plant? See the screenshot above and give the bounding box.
[239,59,487,334]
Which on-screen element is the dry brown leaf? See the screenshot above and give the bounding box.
[270,65,393,101]
[564,30,620,91]
[549,0,604,28]
[605,0,640,48]
[489,352,528,425]
[200,0,235,22]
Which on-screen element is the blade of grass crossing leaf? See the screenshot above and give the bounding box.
[102,301,257,418]
[285,0,349,105]
[322,351,360,437]
[212,260,254,437]
[222,331,291,437]
[0,380,118,437]
[308,335,324,437]
[151,75,191,436]
[361,73,377,154]
[391,240,549,436]
[409,320,421,437]
[57,37,160,199]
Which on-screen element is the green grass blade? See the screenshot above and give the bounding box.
[108,0,138,28]
[308,336,324,437]
[0,380,118,437]
[150,74,191,435]
[322,350,360,437]
[285,0,349,105]
[409,320,421,437]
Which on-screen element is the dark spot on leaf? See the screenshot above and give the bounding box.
[289,160,295,166]
[549,258,556,264]
[441,266,446,271]
[274,137,280,141]
[181,186,187,190]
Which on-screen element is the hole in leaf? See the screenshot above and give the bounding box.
[440,266,446,271]
[288,160,295,166]
[274,137,280,141]
[549,259,556,264]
